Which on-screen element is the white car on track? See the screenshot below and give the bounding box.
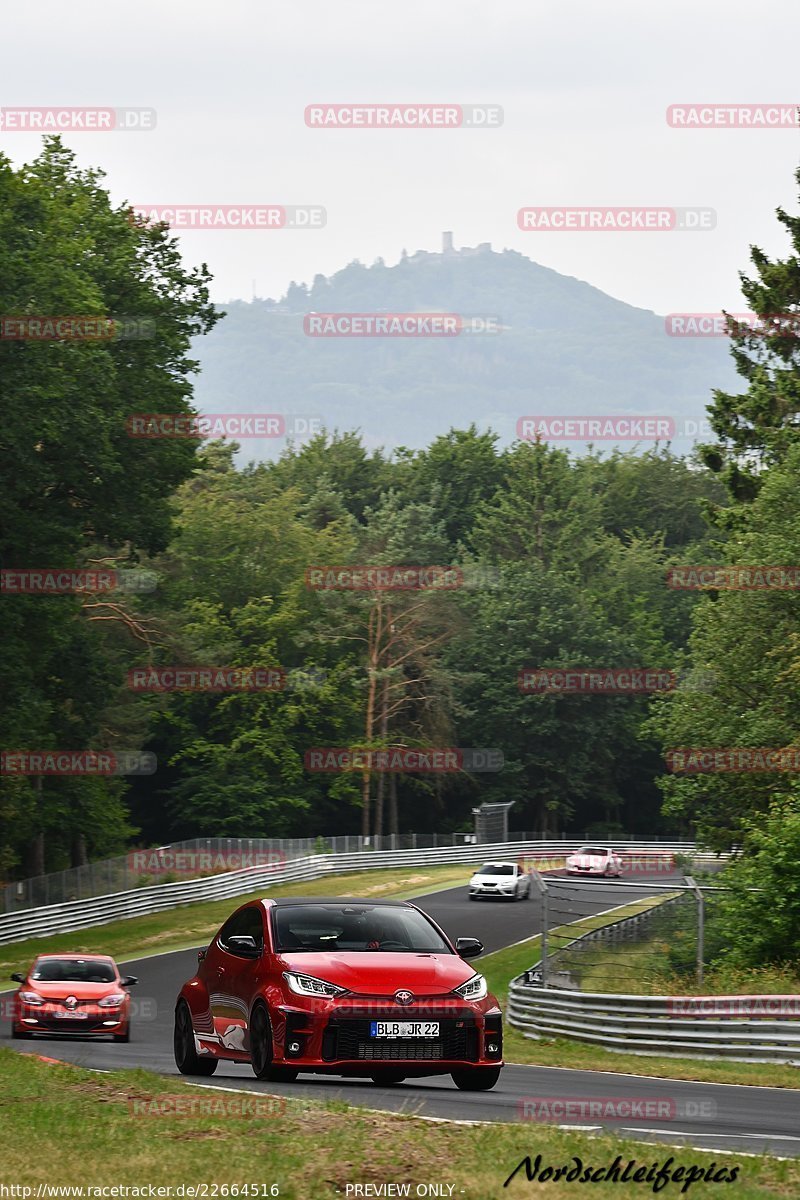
[565,845,623,877]
[468,861,532,901]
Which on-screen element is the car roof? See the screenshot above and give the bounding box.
[34,952,115,961]
[261,896,413,908]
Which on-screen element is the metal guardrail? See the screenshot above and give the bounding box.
[0,839,706,947]
[508,901,800,1065]
[1,830,703,911]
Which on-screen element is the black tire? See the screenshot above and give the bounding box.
[113,1024,131,1044]
[248,1003,299,1082]
[174,1000,217,1076]
[451,1067,502,1091]
[11,1026,31,1039]
[369,1071,407,1086]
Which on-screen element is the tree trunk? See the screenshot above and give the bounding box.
[71,830,88,868]
[27,831,45,877]
[374,674,389,842]
[388,771,398,836]
[27,778,45,876]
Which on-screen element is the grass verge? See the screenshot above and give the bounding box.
[479,901,800,1090]
[0,1049,796,1198]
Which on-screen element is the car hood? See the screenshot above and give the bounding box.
[22,981,121,1000]
[567,854,608,865]
[277,951,476,994]
[470,873,515,883]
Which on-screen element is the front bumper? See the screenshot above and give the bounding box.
[15,1002,128,1034]
[468,883,516,898]
[194,995,504,1075]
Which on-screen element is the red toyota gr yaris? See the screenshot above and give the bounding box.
[174,897,504,1090]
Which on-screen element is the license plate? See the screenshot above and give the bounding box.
[55,1011,87,1020]
[370,1021,439,1038]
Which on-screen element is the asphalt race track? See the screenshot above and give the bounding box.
[3,871,799,1158]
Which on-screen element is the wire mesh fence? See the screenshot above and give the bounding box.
[530,874,725,993]
[2,828,578,912]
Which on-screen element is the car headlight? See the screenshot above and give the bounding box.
[19,991,44,1006]
[453,974,488,1001]
[98,993,126,1007]
[283,971,349,998]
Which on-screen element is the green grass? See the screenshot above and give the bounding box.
[0,862,474,976]
[479,893,679,1004]
[0,1049,796,1197]
[478,903,800,1090]
[566,932,800,998]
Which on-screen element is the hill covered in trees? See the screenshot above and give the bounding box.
[192,240,737,455]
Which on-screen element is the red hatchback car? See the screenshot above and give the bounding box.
[174,897,504,1090]
[10,953,137,1041]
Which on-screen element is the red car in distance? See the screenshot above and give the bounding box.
[10,953,137,1041]
[174,897,504,1090]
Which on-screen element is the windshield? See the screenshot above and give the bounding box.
[31,958,116,983]
[575,847,608,857]
[272,904,452,953]
[476,863,514,875]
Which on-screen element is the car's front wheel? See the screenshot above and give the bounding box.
[451,1067,502,1091]
[249,1003,299,1082]
[174,1000,217,1076]
[113,1023,130,1044]
[11,1026,31,1039]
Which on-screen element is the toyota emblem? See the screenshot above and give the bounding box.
[394,989,414,1006]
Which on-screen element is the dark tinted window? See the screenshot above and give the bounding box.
[477,863,515,875]
[31,958,116,983]
[272,904,451,953]
[576,847,608,857]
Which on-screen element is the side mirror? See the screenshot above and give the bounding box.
[198,949,207,963]
[10,972,24,983]
[455,937,484,960]
[120,975,138,987]
[227,935,261,958]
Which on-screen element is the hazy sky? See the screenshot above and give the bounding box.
[2,0,800,313]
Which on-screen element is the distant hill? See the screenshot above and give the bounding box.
[191,239,739,457]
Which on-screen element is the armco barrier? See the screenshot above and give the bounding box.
[508,900,800,1065]
[507,980,800,1064]
[0,840,705,946]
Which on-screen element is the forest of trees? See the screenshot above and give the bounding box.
[2,141,800,894]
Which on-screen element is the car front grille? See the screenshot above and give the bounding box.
[322,1016,478,1063]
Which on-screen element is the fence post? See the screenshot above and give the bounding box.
[529,867,549,988]
[685,875,705,988]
